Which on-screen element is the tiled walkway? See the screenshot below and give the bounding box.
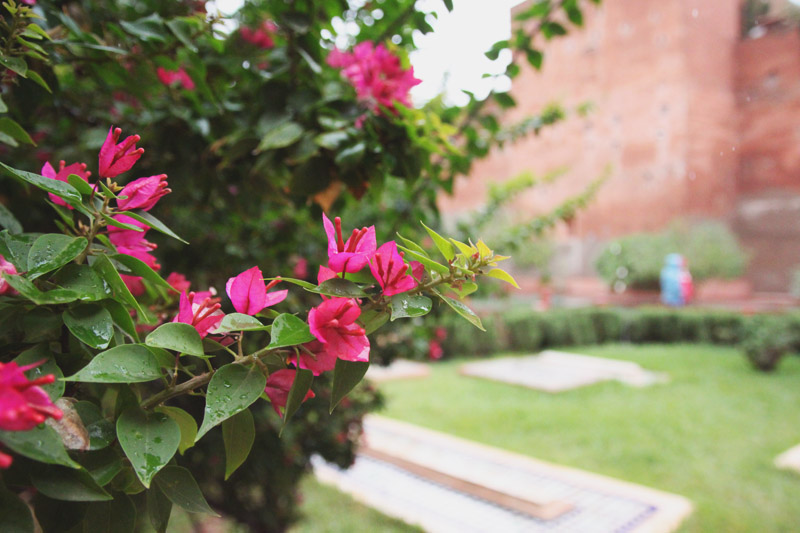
[314,416,692,533]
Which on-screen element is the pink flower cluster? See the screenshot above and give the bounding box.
[327,41,421,115]
[0,360,63,468]
[157,67,195,91]
[240,20,278,49]
[0,255,18,296]
[40,126,172,296]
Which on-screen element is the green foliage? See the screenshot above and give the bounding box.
[595,220,748,290]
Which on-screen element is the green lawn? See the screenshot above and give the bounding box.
[376,344,800,533]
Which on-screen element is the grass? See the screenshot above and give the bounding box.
[376,344,800,533]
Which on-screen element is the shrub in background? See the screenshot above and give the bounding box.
[595,220,748,290]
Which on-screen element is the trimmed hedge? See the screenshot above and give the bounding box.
[438,305,800,372]
[439,307,750,358]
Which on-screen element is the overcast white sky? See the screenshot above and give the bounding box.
[210,0,524,106]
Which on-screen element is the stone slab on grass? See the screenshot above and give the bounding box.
[775,443,800,473]
[314,415,692,533]
[459,350,668,393]
[366,359,430,383]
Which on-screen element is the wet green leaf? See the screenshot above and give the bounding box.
[0,424,80,468]
[153,466,218,515]
[330,359,368,413]
[63,303,113,349]
[435,291,485,331]
[146,322,204,357]
[64,345,161,383]
[212,313,267,334]
[27,234,87,280]
[306,277,367,298]
[222,409,254,479]
[390,293,432,320]
[0,162,81,204]
[282,368,313,427]
[267,314,314,349]
[92,255,144,315]
[31,466,112,501]
[196,364,265,442]
[14,344,64,401]
[116,407,180,488]
[156,406,197,455]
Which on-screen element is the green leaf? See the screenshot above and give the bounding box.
[212,313,267,334]
[0,203,21,234]
[420,222,455,261]
[395,233,429,256]
[66,173,93,195]
[122,210,188,244]
[486,268,520,289]
[156,406,197,455]
[222,409,255,480]
[0,118,34,145]
[445,281,478,299]
[330,359,368,413]
[116,407,181,488]
[267,313,315,349]
[0,486,34,533]
[435,291,485,331]
[267,276,316,290]
[0,56,27,77]
[120,13,167,41]
[64,345,162,383]
[102,299,140,342]
[0,94,6,114]
[307,277,368,298]
[334,142,366,169]
[110,254,172,291]
[2,273,82,305]
[282,368,313,427]
[73,402,115,451]
[63,303,113,349]
[255,122,304,152]
[196,364,266,442]
[31,466,112,501]
[52,264,109,301]
[0,231,34,270]
[146,323,205,356]
[0,162,81,204]
[147,482,173,533]
[390,293,433,320]
[26,234,87,280]
[315,130,349,150]
[92,255,144,315]
[493,92,516,109]
[357,309,389,335]
[153,466,218,515]
[0,424,80,468]
[101,212,142,231]
[397,246,450,274]
[14,344,64,401]
[83,495,136,532]
[166,18,198,52]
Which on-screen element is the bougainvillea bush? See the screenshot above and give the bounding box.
[0,128,516,531]
[0,0,599,529]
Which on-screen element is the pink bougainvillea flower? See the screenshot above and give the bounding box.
[322,214,376,273]
[264,369,315,417]
[117,174,171,211]
[0,255,18,296]
[120,274,145,297]
[0,361,62,432]
[166,272,191,293]
[109,226,160,271]
[327,41,421,115]
[410,261,425,284]
[0,448,12,469]
[157,66,196,91]
[308,297,369,362]
[369,241,416,297]
[289,340,337,376]
[225,266,287,315]
[428,339,444,360]
[174,291,224,338]
[99,126,144,179]
[41,160,91,208]
[240,20,278,49]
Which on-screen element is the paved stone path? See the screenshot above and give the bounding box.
[314,416,692,533]
[460,351,668,393]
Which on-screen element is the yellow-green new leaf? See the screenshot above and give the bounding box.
[486,268,520,289]
[449,238,476,257]
[420,222,454,262]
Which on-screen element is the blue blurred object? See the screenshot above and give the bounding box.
[660,253,685,307]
